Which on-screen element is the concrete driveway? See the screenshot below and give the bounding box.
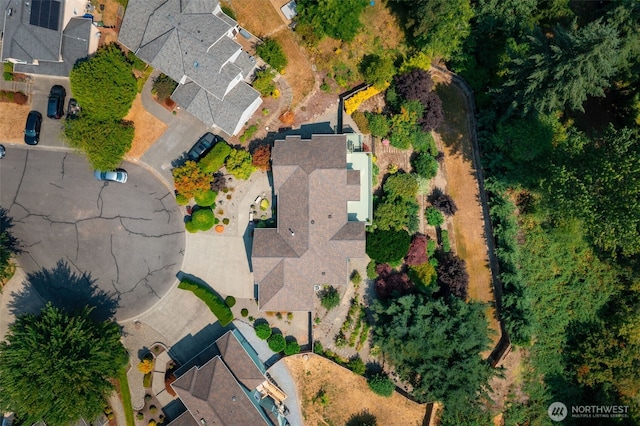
[28,75,72,148]
[0,146,185,321]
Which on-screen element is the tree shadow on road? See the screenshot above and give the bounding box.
[8,259,119,322]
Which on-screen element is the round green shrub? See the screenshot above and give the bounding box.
[425,206,444,227]
[136,413,144,421]
[268,333,286,353]
[225,295,236,307]
[194,190,217,207]
[149,405,157,414]
[260,199,270,211]
[144,394,152,402]
[175,194,189,205]
[241,308,249,317]
[284,339,300,356]
[222,218,230,225]
[367,373,395,397]
[255,322,272,340]
[191,208,215,231]
[185,220,198,233]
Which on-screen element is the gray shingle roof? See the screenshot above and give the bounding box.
[119,0,261,135]
[1,0,64,62]
[13,16,91,76]
[252,135,367,312]
[169,330,272,426]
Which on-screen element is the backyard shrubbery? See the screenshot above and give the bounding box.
[255,322,272,340]
[199,142,232,173]
[284,338,301,356]
[256,38,288,72]
[178,279,233,326]
[319,286,340,311]
[367,373,395,397]
[268,333,286,353]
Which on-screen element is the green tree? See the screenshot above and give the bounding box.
[408,262,437,290]
[151,73,178,101]
[366,229,411,263]
[548,126,640,256]
[425,207,444,227]
[411,152,438,179]
[393,0,474,60]
[256,38,288,72]
[360,54,396,89]
[0,304,128,426]
[268,333,286,353]
[297,0,368,42]
[64,117,134,170]
[389,101,423,149]
[70,44,137,121]
[0,208,20,281]
[225,149,255,180]
[503,20,622,115]
[255,323,272,340]
[372,294,492,404]
[366,113,390,138]
[373,198,419,232]
[367,373,395,397]
[383,173,418,200]
[252,68,276,97]
[172,161,212,199]
[199,142,232,173]
[319,286,340,311]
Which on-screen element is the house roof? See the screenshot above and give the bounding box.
[168,330,273,426]
[118,0,261,135]
[252,135,367,312]
[14,16,92,76]
[1,0,64,63]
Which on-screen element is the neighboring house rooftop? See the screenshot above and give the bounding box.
[1,0,98,76]
[118,0,262,136]
[169,329,285,426]
[252,134,372,312]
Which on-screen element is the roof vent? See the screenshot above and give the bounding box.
[200,419,206,425]
[232,396,237,402]
[193,61,199,68]
[321,272,326,276]
[310,220,315,224]
[328,214,332,219]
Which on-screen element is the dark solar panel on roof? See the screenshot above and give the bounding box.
[30,0,61,31]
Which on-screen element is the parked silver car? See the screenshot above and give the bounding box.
[94,169,128,183]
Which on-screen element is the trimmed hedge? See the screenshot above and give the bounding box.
[199,142,231,173]
[191,208,215,231]
[255,323,272,340]
[367,373,395,397]
[268,333,286,353]
[225,295,236,307]
[178,279,233,326]
[194,190,217,207]
[284,339,300,356]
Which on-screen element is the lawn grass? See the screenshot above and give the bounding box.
[137,66,154,93]
[117,366,135,426]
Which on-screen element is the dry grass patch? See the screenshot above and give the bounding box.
[271,30,315,105]
[285,355,426,426]
[433,79,500,349]
[124,94,167,159]
[0,103,31,143]
[229,0,284,36]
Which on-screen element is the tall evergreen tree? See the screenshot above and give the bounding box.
[503,19,622,115]
[0,304,128,426]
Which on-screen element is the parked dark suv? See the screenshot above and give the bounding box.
[47,85,66,119]
[24,110,42,145]
[187,132,218,160]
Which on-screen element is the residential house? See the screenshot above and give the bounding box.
[1,0,99,76]
[118,0,262,136]
[168,329,288,426]
[252,134,373,312]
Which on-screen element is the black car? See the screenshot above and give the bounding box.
[67,98,80,119]
[0,144,5,159]
[47,85,66,119]
[24,111,42,145]
[187,132,218,160]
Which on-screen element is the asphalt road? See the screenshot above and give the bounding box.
[0,146,185,321]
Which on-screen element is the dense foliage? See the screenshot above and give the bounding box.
[405,234,429,266]
[360,54,396,89]
[436,253,469,299]
[256,38,288,72]
[0,207,20,281]
[0,304,128,425]
[251,145,272,171]
[319,286,340,311]
[372,294,492,404]
[367,373,395,397]
[151,73,178,101]
[172,161,212,199]
[255,322,272,340]
[268,333,286,353]
[296,0,368,42]
[199,142,232,174]
[225,149,255,180]
[252,68,277,97]
[366,229,411,264]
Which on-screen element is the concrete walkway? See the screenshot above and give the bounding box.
[267,358,304,426]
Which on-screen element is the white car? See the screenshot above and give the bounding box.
[94,169,128,183]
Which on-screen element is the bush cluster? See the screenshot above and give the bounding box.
[367,373,395,397]
[178,279,233,326]
[199,142,232,174]
[255,322,272,340]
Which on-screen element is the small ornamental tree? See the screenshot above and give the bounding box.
[367,113,390,138]
[429,189,458,216]
[408,262,437,291]
[256,38,288,72]
[405,234,429,266]
[348,355,366,376]
[151,74,178,101]
[252,145,272,171]
[252,68,277,97]
[383,173,418,200]
[137,359,154,374]
[319,286,340,311]
[425,207,444,227]
[375,263,413,299]
[173,161,212,199]
[437,253,469,299]
[366,229,411,264]
[360,54,396,89]
[268,333,286,353]
[367,373,395,397]
[419,91,444,131]
[284,338,301,356]
[395,69,434,103]
[255,323,272,340]
[412,152,438,179]
[225,149,255,180]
